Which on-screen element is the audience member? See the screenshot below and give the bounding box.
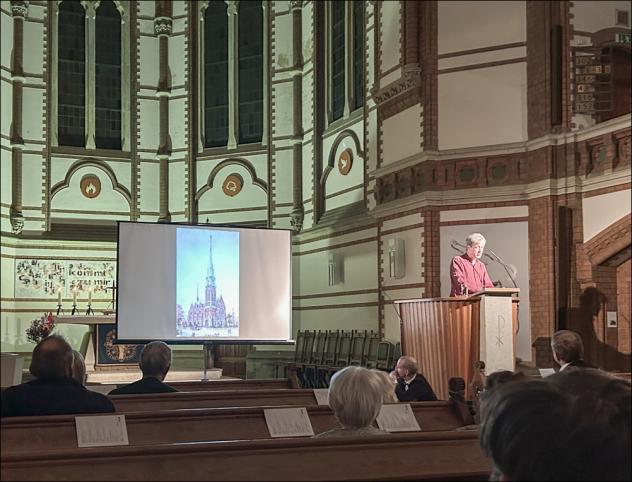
[391,356,437,402]
[315,366,388,437]
[71,349,87,385]
[109,341,178,395]
[551,330,593,371]
[479,369,631,481]
[370,369,398,403]
[1,335,115,417]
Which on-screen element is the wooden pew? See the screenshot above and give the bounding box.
[109,388,318,412]
[87,378,297,394]
[1,401,468,453]
[1,431,491,481]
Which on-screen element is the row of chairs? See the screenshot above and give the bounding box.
[279,330,401,388]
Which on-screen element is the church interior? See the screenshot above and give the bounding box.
[0,0,630,479]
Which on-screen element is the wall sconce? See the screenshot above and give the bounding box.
[328,253,343,286]
[388,238,405,279]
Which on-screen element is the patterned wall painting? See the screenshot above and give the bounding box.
[15,259,116,299]
[97,324,143,365]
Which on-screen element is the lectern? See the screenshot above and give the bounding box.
[395,288,519,400]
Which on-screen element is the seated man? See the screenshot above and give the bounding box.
[109,341,178,395]
[551,330,593,372]
[391,356,437,402]
[1,335,115,417]
[315,366,388,437]
[71,349,87,386]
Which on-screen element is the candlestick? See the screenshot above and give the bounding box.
[57,289,62,304]
[88,288,92,304]
[72,289,77,304]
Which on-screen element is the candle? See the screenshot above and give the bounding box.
[88,288,92,304]
[72,289,77,304]
[57,289,62,304]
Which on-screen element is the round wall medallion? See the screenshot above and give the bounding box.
[338,149,353,175]
[80,175,101,199]
[222,174,243,197]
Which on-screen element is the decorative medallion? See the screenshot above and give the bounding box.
[338,149,353,175]
[103,328,140,363]
[222,173,243,197]
[80,174,101,199]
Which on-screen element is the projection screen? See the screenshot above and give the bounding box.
[116,221,292,343]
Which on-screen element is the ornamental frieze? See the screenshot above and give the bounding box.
[373,127,631,206]
[370,64,422,106]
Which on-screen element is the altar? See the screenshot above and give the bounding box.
[52,315,141,372]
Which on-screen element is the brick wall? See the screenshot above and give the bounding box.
[528,196,557,358]
[617,259,631,353]
[527,1,571,139]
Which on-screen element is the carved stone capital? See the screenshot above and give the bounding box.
[290,0,302,11]
[227,1,238,16]
[10,1,29,19]
[370,64,422,106]
[290,209,304,233]
[154,16,173,36]
[9,207,24,234]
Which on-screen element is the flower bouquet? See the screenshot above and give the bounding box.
[25,312,56,344]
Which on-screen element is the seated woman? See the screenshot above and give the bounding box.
[315,366,389,437]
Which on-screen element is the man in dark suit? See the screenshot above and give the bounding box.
[109,341,178,395]
[551,330,595,372]
[1,335,115,417]
[391,356,437,402]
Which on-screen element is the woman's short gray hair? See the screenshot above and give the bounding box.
[466,233,486,247]
[371,369,398,403]
[328,366,386,428]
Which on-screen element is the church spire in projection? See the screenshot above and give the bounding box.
[205,235,217,304]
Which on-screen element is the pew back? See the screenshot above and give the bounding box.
[1,401,466,453]
[87,378,296,394]
[1,431,491,481]
[109,388,317,412]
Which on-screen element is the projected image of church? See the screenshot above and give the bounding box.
[176,228,239,337]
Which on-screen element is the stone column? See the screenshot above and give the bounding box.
[342,1,351,117]
[84,1,96,149]
[155,1,173,222]
[9,0,28,234]
[227,1,238,149]
[289,0,304,233]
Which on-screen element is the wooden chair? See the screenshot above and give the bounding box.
[275,330,307,378]
[301,330,329,388]
[348,330,369,366]
[315,330,340,388]
[375,341,395,371]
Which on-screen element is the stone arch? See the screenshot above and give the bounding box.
[50,158,132,208]
[195,158,268,202]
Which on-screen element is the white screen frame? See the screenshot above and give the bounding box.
[116,221,293,345]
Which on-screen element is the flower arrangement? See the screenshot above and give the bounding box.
[25,312,56,344]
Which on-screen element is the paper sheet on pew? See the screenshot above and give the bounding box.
[375,404,421,433]
[264,407,315,438]
[539,368,557,378]
[313,388,329,405]
[75,414,130,448]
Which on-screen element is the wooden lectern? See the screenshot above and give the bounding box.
[395,288,519,400]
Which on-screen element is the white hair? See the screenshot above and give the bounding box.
[328,366,385,428]
[466,233,486,247]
